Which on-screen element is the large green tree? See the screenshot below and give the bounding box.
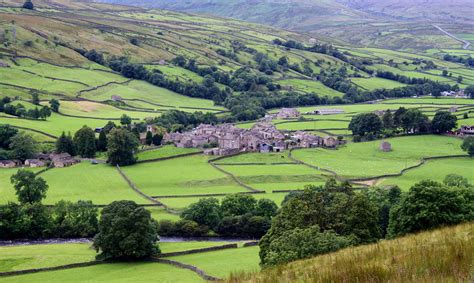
[431,111,457,133]
[10,132,38,161]
[74,126,96,158]
[220,194,257,217]
[181,198,221,228]
[93,200,159,260]
[56,132,76,156]
[107,128,139,166]
[53,200,98,238]
[0,124,18,149]
[465,85,474,99]
[349,113,383,136]
[96,130,107,152]
[10,169,48,205]
[388,180,474,238]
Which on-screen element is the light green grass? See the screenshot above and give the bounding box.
[38,162,149,205]
[136,146,200,161]
[122,155,245,196]
[292,135,464,179]
[0,113,107,137]
[1,262,204,283]
[379,157,474,190]
[214,152,294,164]
[52,100,158,119]
[275,120,349,130]
[0,244,95,272]
[81,80,224,111]
[169,246,260,279]
[351,77,406,90]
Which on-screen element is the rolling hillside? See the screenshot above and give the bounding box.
[96,0,474,50]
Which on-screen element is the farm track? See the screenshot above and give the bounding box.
[433,24,471,50]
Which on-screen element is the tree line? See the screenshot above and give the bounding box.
[157,194,278,238]
[348,108,461,141]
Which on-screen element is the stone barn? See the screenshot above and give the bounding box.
[380,141,392,152]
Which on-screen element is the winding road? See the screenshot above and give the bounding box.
[433,24,471,50]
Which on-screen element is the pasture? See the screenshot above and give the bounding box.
[136,146,201,161]
[291,135,465,180]
[379,157,474,190]
[121,155,246,197]
[37,162,149,205]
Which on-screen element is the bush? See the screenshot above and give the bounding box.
[261,225,352,267]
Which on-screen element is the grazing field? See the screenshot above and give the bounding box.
[231,223,474,283]
[121,155,246,197]
[0,244,95,272]
[1,262,204,283]
[275,120,349,131]
[291,135,465,179]
[80,80,224,112]
[51,100,159,119]
[38,162,148,205]
[351,77,406,90]
[170,246,260,279]
[379,157,474,190]
[136,146,201,161]
[0,113,107,138]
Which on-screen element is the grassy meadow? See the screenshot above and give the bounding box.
[291,135,465,180]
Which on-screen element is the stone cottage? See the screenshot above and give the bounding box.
[276,108,301,119]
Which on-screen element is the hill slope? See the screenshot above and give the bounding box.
[229,223,474,282]
[96,0,474,50]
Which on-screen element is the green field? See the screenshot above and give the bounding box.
[277,79,344,97]
[379,157,474,190]
[275,120,349,131]
[80,80,224,112]
[136,146,201,161]
[121,155,246,197]
[291,135,464,179]
[169,246,260,279]
[351,77,406,90]
[1,262,204,282]
[36,162,149,205]
[52,100,159,119]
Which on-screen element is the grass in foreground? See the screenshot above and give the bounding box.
[230,223,474,283]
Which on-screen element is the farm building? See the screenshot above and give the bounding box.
[24,159,46,168]
[50,153,79,168]
[458,125,474,136]
[323,136,338,148]
[307,108,345,115]
[0,160,17,168]
[111,95,123,102]
[380,141,392,152]
[276,108,301,119]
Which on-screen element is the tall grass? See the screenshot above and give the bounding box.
[229,223,473,283]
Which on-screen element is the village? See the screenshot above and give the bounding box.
[162,108,343,156]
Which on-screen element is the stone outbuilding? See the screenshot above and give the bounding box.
[0,160,17,168]
[24,159,46,168]
[380,141,392,152]
[276,108,301,119]
[323,136,338,148]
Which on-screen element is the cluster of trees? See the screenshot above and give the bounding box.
[376,70,438,85]
[0,170,98,239]
[259,176,473,267]
[0,97,52,120]
[273,39,348,62]
[443,54,474,67]
[56,123,140,166]
[157,194,278,238]
[0,125,38,161]
[349,108,458,140]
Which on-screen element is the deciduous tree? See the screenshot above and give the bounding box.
[10,169,48,205]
